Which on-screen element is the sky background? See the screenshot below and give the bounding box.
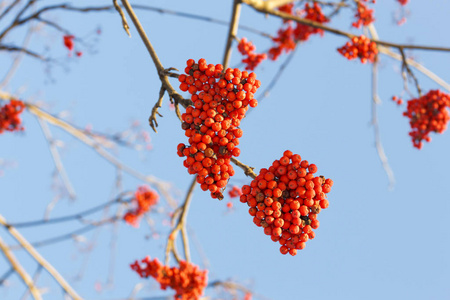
[1,0,450,299]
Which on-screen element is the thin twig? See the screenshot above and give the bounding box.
[21,265,43,300]
[37,118,76,200]
[260,42,298,100]
[0,19,34,88]
[399,47,422,97]
[113,0,130,36]
[371,58,395,189]
[0,214,82,300]
[0,236,42,300]
[223,0,242,69]
[9,217,118,249]
[148,85,165,133]
[9,195,127,228]
[231,157,257,179]
[165,177,196,265]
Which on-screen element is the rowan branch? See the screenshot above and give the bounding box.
[165,177,196,265]
[223,0,242,69]
[37,118,76,200]
[0,214,82,300]
[113,0,130,36]
[231,157,257,179]
[371,57,395,189]
[0,236,42,300]
[9,195,128,228]
[242,0,450,52]
[148,85,165,133]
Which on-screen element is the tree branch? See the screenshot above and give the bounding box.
[0,214,82,300]
[0,236,42,300]
[223,0,242,69]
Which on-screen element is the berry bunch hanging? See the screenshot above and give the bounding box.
[123,185,159,227]
[337,35,378,63]
[131,256,208,300]
[237,38,267,71]
[0,99,25,134]
[178,58,260,199]
[240,151,333,256]
[269,3,329,60]
[352,1,375,28]
[402,89,450,149]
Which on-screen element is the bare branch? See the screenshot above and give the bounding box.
[0,44,45,60]
[37,118,76,200]
[0,236,42,300]
[230,157,257,179]
[165,177,196,265]
[0,214,82,300]
[113,0,131,36]
[0,0,22,20]
[371,58,395,189]
[399,47,422,97]
[242,0,450,52]
[148,86,165,133]
[223,0,242,69]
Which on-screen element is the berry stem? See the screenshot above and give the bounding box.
[243,0,450,52]
[223,0,242,70]
[165,176,196,265]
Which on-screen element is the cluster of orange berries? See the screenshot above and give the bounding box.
[237,38,267,71]
[131,256,208,300]
[240,151,333,256]
[0,99,25,134]
[269,3,329,60]
[228,185,243,198]
[352,0,375,28]
[338,35,378,63]
[123,185,159,227]
[178,59,260,199]
[392,95,404,105]
[63,35,82,57]
[402,90,450,149]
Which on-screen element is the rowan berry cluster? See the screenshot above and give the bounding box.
[269,3,329,60]
[237,38,267,70]
[337,35,378,63]
[392,95,403,105]
[402,90,450,149]
[240,151,333,256]
[352,1,375,28]
[228,185,243,198]
[178,59,260,199]
[131,256,208,300]
[63,35,82,57]
[123,185,159,227]
[0,99,25,134]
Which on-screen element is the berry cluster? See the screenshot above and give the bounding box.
[228,185,243,198]
[337,35,378,63]
[397,0,408,5]
[392,95,403,105]
[269,3,329,60]
[131,256,208,300]
[237,38,267,70]
[402,90,450,149]
[0,99,25,134]
[352,1,375,28]
[123,185,159,227]
[178,59,260,199]
[63,35,82,57]
[240,151,333,256]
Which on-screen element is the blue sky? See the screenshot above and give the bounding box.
[1,1,450,299]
